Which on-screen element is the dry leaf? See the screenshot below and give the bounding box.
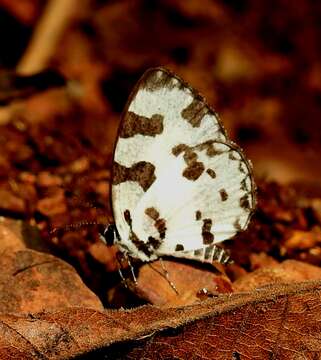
[136,259,233,307]
[249,252,279,270]
[285,228,321,250]
[0,248,103,314]
[0,281,320,359]
[233,259,321,292]
[0,217,26,251]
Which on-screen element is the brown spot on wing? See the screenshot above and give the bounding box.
[228,150,238,160]
[194,248,203,256]
[123,210,153,257]
[240,194,250,210]
[172,144,198,163]
[175,244,184,251]
[120,112,164,138]
[124,209,132,225]
[122,208,165,257]
[183,162,205,181]
[145,207,167,240]
[239,162,246,173]
[131,162,156,191]
[141,69,177,92]
[113,161,156,192]
[155,218,167,239]
[130,231,152,257]
[172,144,205,181]
[202,218,214,244]
[198,140,224,157]
[183,149,198,163]
[172,144,188,156]
[219,189,228,202]
[181,98,208,127]
[113,162,128,185]
[147,236,161,250]
[174,140,225,161]
[206,168,216,179]
[240,179,248,192]
[203,231,213,240]
[131,231,162,255]
[145,207,159,221]
[195,210,202,221]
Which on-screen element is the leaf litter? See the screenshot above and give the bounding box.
[0,0,321,358]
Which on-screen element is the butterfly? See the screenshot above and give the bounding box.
[101,67,256,269]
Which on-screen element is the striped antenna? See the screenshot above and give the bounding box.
[49,220,101,236]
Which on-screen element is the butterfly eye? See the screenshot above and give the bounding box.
[99,224,117,246]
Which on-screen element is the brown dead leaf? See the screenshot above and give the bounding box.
[249,252,279,270]
[136,259,233,307]
[285,227,321,250]
[0,217,52,254]
[233,259,321,292]
[225,262,248,282]
[0,281,320,359]
[310,199,321,224]
[0,248,103,314]
[37,171,63,187]
[88,242,119,272]
[0,217,26,251]
[0,184,26,214]
[36,187,67,217]
[0,0,41,25]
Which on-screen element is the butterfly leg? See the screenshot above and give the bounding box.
[116,251,137,287]
[126,255,137,284]
[116,251,128,288]
[159,258,179,295]
[118,267,127,284]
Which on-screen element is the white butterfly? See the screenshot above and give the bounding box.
[101,67,256,267]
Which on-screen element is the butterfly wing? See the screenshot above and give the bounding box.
[111,67,255,262]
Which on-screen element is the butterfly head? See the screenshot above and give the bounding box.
[99,223,118,246]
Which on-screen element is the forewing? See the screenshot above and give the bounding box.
[111,67,255,261]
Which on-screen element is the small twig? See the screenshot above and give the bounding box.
[17,0,79,75]
[0,0,81,123]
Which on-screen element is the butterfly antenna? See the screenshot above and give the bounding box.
[49,220,100,236]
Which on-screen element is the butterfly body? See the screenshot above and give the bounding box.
[107,68,256,264]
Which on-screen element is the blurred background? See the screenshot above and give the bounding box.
[0,0,320,304]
